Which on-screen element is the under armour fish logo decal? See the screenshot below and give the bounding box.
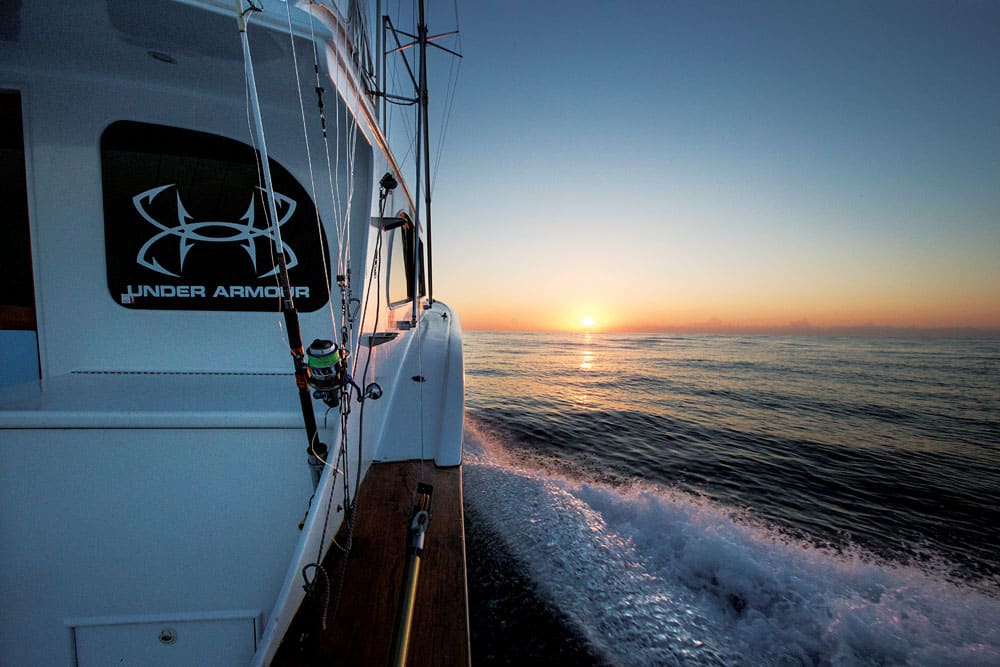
[132,184,299,278]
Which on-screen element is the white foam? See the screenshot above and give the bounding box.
[464,420,1000,666]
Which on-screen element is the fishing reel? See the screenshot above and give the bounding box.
[306,338,383,408]
[306,338,350,408]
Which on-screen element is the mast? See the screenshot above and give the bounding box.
[410,0,423,325]
[375,0,383,124]
[418,0,434,308]
[380,0,459,321]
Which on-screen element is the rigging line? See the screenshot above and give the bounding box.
[271,3,348,576]
[336,119,362,366]
[329,0,348,267]
[331,351,365,559]
[340,110,360,284]
[283,0,339,340]
[242,18,296,336]
[239,15,291,280]
[333,10,361,280]
[336,105,352,281]
[383,26,418,169]
[331,409,353,553]
[418,306,425,482]
[302,4,357,361]
[431,47,461,195]
[381,0,408,156]
[264,7,370,625]
[243,22,300,370]
[391,97,417,170]
[240,40,279,295]
[330,183,384,570]
[381,32,417,172]
[328,373,368,619]
[319,406,350,567]
[300,563,330,632]
[275,4,344,506]
[328,46,359,289]
[353,196,386,378]
[352,182,391,410]
[429,0,464,194]
[312,448,339,564]
[342,1,373,273]
[384,5,412,148]
[332,40,344,273]
[327,425,350,555]
[305,4,348,298]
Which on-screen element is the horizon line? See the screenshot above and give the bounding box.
[462,323,1000,339]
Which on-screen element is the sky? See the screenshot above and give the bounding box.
[414,1,1000,333]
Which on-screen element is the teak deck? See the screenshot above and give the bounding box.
[274,461,470,666]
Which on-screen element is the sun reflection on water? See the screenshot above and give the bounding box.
[580,332,595,370]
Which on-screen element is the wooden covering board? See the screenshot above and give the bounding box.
[274,461,470,666]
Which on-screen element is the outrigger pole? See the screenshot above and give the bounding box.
[235,1,326,479]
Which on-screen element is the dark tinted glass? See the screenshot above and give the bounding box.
[0,90,35,329]
[101,121,331,311]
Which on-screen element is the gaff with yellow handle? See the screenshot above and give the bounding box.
[390,482,433,667]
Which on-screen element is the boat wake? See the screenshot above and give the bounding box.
[463,419,1000,666]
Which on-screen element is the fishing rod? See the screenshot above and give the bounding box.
[235,1,327,480]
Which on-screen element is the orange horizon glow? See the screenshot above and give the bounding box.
[435,230,1000,337]
[449,299,1000,335]
[455,318,1000,336]
[428,2,1000,344]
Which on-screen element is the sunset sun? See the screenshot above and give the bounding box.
[581,316,596,329]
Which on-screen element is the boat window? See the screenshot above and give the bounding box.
[0,90,35,331]
[100,121,330,311]
[0,89,41,385]
[387,217,425,308]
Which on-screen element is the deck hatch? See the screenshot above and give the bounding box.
[70,611,261,666]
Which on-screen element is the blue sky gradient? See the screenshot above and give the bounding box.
[419,1,999,332]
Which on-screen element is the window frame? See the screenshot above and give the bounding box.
[386,213,426,310]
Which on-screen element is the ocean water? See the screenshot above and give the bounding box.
[461,331,1000,666]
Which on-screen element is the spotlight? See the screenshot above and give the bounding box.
[379,172,398,192]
